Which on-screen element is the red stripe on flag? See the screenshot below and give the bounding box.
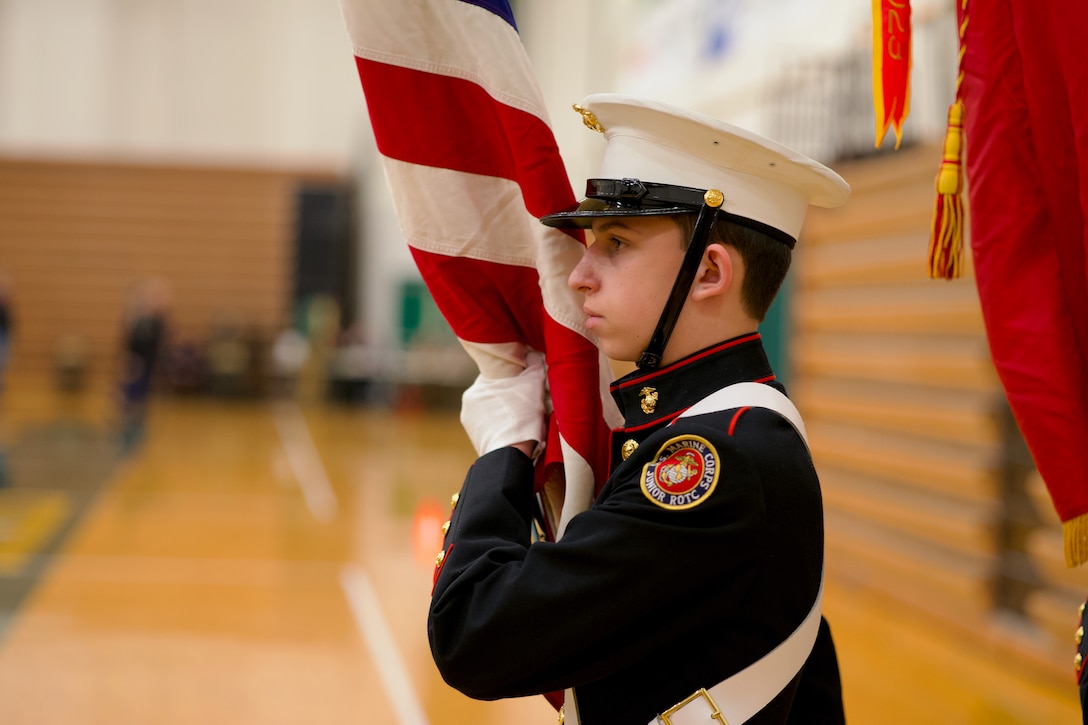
[355,57,577,219]
[344,0,613,548]
[542,317,610,489]
[410,247,546,348]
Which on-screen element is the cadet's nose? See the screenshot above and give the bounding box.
[568,249,596,294]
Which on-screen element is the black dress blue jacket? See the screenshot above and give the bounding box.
[428,333,846,724]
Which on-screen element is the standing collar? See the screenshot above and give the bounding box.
[609,332,776,428]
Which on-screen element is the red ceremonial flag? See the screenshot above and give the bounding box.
[872,0,912,148]
[957,0,1088,565]
[337,0,615,539]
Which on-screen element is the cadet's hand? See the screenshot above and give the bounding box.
[460,351,546,458]
[509,440,537,459]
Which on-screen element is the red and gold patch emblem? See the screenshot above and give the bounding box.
[640,435,719,510]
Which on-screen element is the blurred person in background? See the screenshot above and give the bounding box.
[118,277,171,452]
[54,333,90,394]
[0,272,10,487]
[0,272,12,397]
[206,308,253,398]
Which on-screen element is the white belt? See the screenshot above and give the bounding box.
[677,382,809,449]
[654,382,820,724]
[563,382,820,725]
[652,578,824,725]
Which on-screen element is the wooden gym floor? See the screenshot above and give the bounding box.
[0,377,1081,724]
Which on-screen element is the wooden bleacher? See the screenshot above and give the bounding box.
[795,143,1088,684]
[0,156,340,386]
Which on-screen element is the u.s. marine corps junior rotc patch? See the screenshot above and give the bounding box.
[640,435,719,510]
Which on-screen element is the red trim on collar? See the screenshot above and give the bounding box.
[613,333,764,391]
[614,409,684,434]
[623,378,779,432]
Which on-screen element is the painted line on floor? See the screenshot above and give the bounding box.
[340,564,431,725]
[271,401,338,523]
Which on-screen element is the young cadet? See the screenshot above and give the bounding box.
[428,94,851,725]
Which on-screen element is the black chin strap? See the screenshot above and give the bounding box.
[637,190,724,370]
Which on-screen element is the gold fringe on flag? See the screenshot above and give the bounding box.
[1065,513,1088,568]
[928,1,969,280]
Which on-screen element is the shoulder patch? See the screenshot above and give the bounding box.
[640,435,719,510]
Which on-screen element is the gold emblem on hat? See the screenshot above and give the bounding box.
[704,189,724,208]
[621,439,639,460]
[640,387,659,414]
[573,104,604,133]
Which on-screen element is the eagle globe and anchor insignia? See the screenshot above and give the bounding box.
[641,435,719,510]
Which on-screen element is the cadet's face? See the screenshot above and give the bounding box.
[567,216,685,362]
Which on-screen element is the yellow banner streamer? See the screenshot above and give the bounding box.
[872,0,912,148]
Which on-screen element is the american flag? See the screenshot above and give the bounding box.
[338,0,616,537]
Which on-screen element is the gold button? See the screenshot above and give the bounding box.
[621,439,639,460]
[557,705,564,724]
[1080,601,1085,619]
[441,520,451,537]
[1077,626,1084,646]
[435,550,446,568]
[450,492,459,509]
[1076,653,1083,671]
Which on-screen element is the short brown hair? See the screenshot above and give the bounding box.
[674,214,791,322]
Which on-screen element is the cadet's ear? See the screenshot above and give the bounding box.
[691,243,734,301]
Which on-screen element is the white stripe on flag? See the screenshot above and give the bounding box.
[555,434,595,540]
[384,160,539,266]
[340,0,548,119]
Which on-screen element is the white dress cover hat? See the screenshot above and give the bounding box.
[541,94,850,245]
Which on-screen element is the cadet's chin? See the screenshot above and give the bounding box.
[596,340,640,367]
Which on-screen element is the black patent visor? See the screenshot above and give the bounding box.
[540,178,796,248]
[540,179,705,228]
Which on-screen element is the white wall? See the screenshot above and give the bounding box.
[522,0,954,145]
[0,0,367,168]
[514,0,639,196]
[0,0,952,167]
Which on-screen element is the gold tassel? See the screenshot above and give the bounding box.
[928,101,965,279]
[1065,513,1088,567]
[928,1,968,280]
